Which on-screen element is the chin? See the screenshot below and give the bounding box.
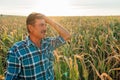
[41,35,46,39]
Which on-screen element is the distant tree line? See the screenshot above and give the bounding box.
[0,14,3,16]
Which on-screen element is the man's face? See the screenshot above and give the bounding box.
[29,19,47,39]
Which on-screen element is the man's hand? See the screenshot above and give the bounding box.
[41,13,71,41]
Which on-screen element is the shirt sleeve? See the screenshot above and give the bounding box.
[5,50,21,80]
[50,36,66,50]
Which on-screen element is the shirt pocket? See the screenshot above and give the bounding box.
[20,54,35,76]
[21,54,34,69]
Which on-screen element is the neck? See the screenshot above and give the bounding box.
[29,35,42,48]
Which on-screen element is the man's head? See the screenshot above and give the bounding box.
[26,12,47,39]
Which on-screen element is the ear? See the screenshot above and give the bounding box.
[28,25,33,33]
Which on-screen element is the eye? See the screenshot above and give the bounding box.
[40,23,46,27]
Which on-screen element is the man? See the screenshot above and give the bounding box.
[5,12,71,80]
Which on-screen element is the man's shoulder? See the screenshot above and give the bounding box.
[42,37,57,44]
[44,36,58,41]
[43,37,53,42]
[9,40,26,52]
[44,36,65,41]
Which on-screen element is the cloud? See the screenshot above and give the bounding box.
[70,0,120,9]
[0,0,120,16]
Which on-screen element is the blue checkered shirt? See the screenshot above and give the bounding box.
[5,36,66,80]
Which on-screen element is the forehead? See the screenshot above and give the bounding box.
[35,19,45,24]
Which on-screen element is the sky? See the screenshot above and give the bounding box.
[0,0,120,16]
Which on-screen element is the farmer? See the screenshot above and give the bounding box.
[5,12,71,80]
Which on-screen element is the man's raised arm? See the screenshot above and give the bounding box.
[42,14,71,41]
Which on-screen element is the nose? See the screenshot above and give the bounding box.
[40,23,47,29]
[43,24,47,30]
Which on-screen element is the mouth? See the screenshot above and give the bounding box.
[41,30,46,35]
[42,32,46,35]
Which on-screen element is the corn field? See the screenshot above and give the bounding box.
[0,15,120,80]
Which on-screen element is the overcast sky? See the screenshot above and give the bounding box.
[0,0,120,16]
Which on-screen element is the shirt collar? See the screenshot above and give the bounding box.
[25,36,47,47]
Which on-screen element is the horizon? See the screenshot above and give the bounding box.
[0,14,120,17]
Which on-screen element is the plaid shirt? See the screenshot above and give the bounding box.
[5,36,66,80]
